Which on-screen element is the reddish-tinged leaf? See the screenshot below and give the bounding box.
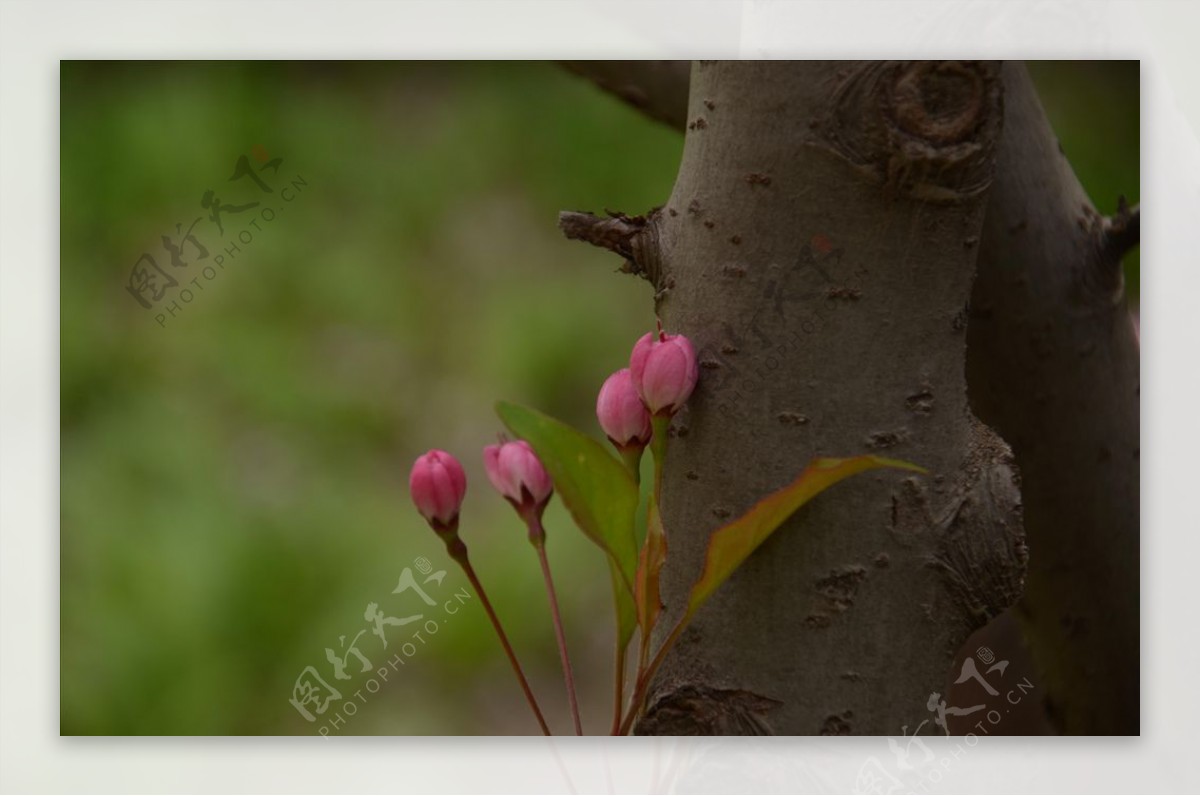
[685,456,925,619]
[634,494,667,637]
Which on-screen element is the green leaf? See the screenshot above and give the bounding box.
[495,400,640,648]
[608,559,637,651]
[685,455,925,619]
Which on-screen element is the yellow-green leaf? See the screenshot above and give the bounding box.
[685,456,925,619]
[609,559,637,651]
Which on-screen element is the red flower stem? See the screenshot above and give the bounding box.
[530,516,583,735]
[451,545,551,735]
[610,639,626,736]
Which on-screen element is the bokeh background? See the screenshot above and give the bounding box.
[60,61,1139,735]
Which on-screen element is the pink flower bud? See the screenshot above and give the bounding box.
[596,368,652,449]
[409,449,467,529]
[629,326,699,415]
[483,440,553,513]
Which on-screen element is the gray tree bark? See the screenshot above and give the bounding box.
[561,59,1139,736]
[564,61,1027,735]
[965,63,1140,735]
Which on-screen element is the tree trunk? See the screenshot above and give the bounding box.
[567,61,1027,735]
[965,63,1140,735]
[562,59,1139,735]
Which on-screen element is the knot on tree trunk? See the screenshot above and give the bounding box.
[890,61,987,145]
[634,684,782,736]
[816,60,1003,203]
[929,421,1029,632]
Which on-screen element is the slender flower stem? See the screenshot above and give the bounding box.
[529,515,583,735]
[619,445,644,485]
[450,544,551,735]
[610,640,626,736]
[649,415,670,498]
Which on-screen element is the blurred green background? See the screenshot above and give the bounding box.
[60,61,1138,735]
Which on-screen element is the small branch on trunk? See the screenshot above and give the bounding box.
[558,209,642,260]
[558,61,690,131]
[1083,195,1140,300]
[557,209,663,288]
[1102,195,1140,263]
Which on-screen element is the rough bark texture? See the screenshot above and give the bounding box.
[568,61,1027,735]
[563,59,1140,736]
[965,63,1140,735]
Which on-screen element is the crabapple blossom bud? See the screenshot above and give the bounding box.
[409,449,467,531]
[596,368,652,450]
[483,439,553,515]
[629,326,699,415]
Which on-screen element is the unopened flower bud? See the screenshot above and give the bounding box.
[483,440,553,515]
[409,449,467,531]
[597,368,652,450]
[629,325,699,415]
